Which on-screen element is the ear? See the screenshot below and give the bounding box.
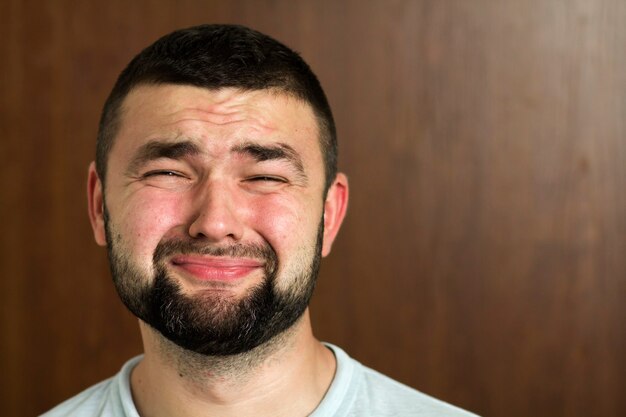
[321,173,349,257]
[87,162,107,246]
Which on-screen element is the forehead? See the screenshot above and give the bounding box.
[115,84,320,152]
[105,84,327,189]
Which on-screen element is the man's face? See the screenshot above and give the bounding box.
[87,85,347,355]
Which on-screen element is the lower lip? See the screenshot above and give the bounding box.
[171,262,261,282]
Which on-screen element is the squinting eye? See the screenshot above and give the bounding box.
[248,176,286,183]
[138,169,192,190]
[143,170,183,178]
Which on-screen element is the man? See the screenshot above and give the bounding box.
[43,24,477,416]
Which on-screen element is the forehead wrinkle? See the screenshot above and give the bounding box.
[201,95,279,131]
[166,107,250,127]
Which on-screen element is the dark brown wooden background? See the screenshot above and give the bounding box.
[2,1,625,416]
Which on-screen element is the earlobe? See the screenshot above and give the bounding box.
[87,162,107,246]
[321,173,349,257]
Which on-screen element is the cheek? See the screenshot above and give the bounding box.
[250,194,323,254]
[113,191,187,259]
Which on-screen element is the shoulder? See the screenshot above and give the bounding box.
[357,365,478,417]
[39,356,142,417]
[40,378,115,417]
[321,344,479,417]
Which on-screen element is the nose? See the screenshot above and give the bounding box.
[187,181,245,242]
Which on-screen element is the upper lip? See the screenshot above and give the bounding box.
[170,255,264,268]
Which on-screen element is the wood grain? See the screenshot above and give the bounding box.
[1,1,624,416]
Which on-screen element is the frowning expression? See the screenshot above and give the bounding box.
[110,85,326,286]
[87,84,348,354]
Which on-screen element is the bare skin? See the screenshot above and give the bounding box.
[87,85,349,416]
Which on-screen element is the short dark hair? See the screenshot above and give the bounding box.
[96,24,337,192]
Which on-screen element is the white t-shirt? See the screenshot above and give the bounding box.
[41,344,478,416]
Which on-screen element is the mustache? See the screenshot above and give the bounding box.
[152,238,278,273]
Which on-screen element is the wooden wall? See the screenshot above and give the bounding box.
[1,1,624,416]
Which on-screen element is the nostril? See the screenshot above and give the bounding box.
[186,183,246,242]
[187,209,245,242]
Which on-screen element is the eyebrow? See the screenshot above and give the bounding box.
[231,142,307,180]
[126,139,308,182]
[127,140,200,174]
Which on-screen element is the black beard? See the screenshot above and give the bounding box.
[104,213,323,356]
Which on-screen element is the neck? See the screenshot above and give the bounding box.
[130,310,336,417]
